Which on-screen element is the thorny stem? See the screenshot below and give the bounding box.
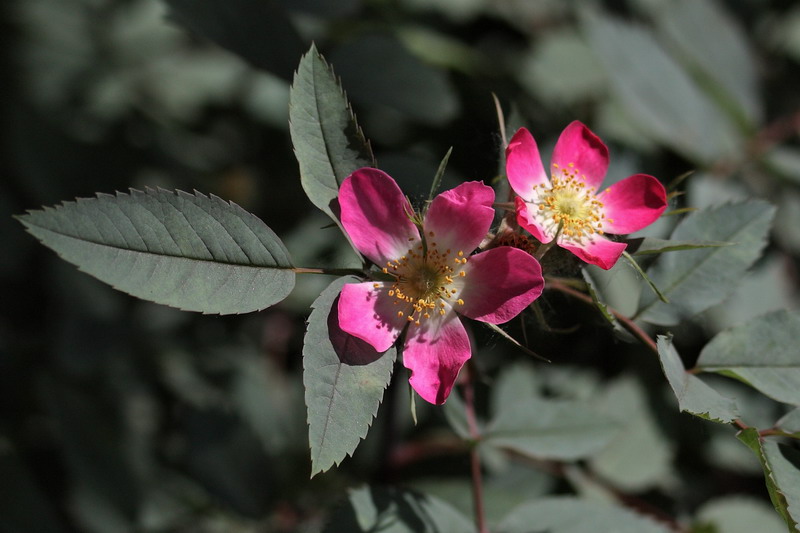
[463,362,488,533]
[546,277,659,355]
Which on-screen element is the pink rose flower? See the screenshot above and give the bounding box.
[337,168,544,404]
[507,121,668,270]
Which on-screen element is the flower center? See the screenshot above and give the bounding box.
[377,231,468,326]
[531,163,607,242]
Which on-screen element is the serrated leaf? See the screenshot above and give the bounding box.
[656,336,740,423]
[636,200,775,325]
[696,310,800,405]
[483,397,621,461]
[497,496,672,533]
[324,485,476,533]
[289,44,375,229]
[304,277,395,476]
[737,428,800,530]
[164,0,305,80]
[581,9,740,164]
[629,237,732,255]
[17,188,295,314]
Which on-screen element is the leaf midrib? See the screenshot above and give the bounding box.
[23,221,293,270]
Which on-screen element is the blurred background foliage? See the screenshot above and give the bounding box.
[1,0,799,531]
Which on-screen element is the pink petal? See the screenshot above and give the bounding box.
[424,181,494,254]
[338,281,407,352]
[599,174,667,234]
[559,236,628,270]
[515,196,552,243]
[339,168,420,266]
[458,247,544,324]
[551,121,609,191]
[403,313,471,405]
[506,127,549,199]
[328,294,387,366]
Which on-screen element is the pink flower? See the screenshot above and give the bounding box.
[337,168,545,405]
[507,121,668,270]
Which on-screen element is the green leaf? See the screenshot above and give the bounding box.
[622,251,668,303]
[629,237,732,255]
[636,200,775,325]
[581,9,740,164]
[656,336,740,423]
[776,408,800,437]
[655,0,761,127]
[589,377,674,491]
[17,188,295,314]
[483,397,621,461]
[324,485,476,533]
[304,277,396,476]
[737,428,800,530]
[164,0,305,81]
[497,496,672,533]
[289,44,375,228]
[696,310,800,405]
[695,495,787,533]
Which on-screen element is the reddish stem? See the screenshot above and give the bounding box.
[464,362,488,533]
[546,278,659,354]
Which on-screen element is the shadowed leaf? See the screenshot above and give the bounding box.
[304,277,395,476]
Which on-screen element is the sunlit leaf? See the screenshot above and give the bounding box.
[289,44,375,228]
[497,496,671,533]
[636,200,774,325]
[696,310,800,405]
[164,0,305,80]
[483,397,621,460]
[17,188,295,314]
[657,336,740,423]
[737,428,800,530]
[304,277,395,476]
[324,485,475,533]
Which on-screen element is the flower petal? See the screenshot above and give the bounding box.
[506,127,549,199]
[338,281,406,352]
[559,236,627,270]
[424,181,494,253]
[403,313,471,405]
[599,174,667,234]
[458,247,544,324]
[515,196,553,243]
[551,121,609,191]
[339,168,420,266]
